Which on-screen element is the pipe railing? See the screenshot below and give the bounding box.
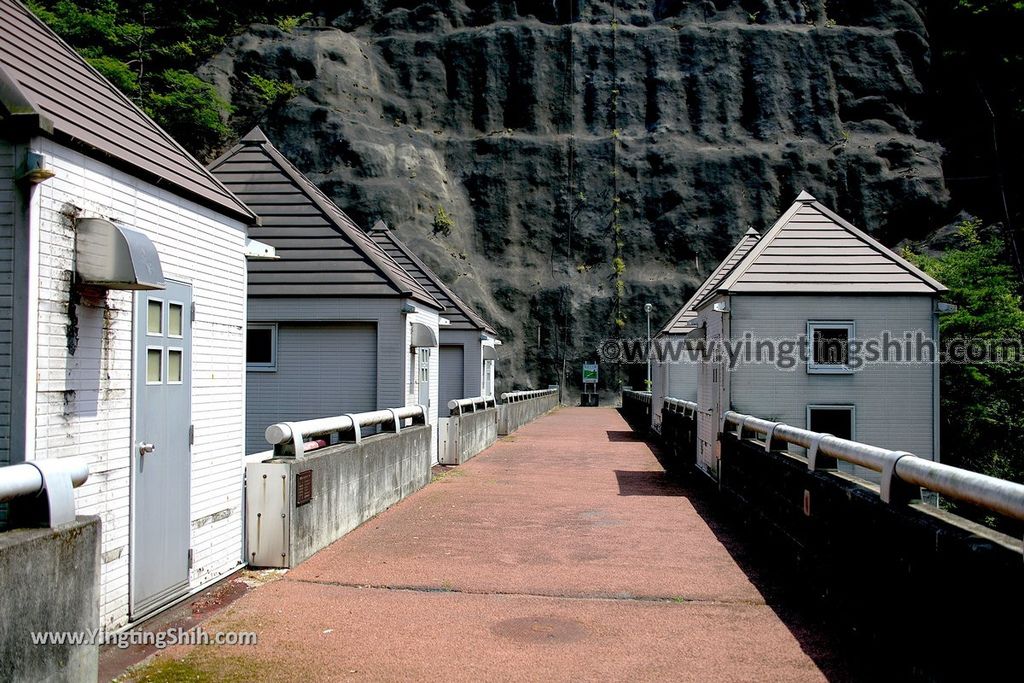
[0,458,89,528]
[722,410,1024,522]
[663,397,698,417]
[500,387,558,404]
[265,405,427,457]
[622,389,652,405]
[448,396,497,416]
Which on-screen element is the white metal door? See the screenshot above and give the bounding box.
[131,282,191,618]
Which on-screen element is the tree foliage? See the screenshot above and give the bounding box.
[907,221,1024,504]
[27,0,312,157]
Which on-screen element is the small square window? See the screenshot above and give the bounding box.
[146,348,162,384]
[167,349,183,383]
[807,321,854,374]
[168,303,183,338]
[247,325,277,371]
[147,299,163,335]
[807,405,855,440]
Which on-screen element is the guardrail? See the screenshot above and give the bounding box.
[622,389,652,404]
[448,396,497,416]
[500,388,558,403]
[663,397,697,415]
[722,410,1024,522]
[266,405,427,457]
[0,458,89,527]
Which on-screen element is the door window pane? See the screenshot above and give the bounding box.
[147,348,162,383]
[168,303,183,338]
[168,349,183,383]
[147,300,163,335]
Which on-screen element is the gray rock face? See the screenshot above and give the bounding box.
[201,0,947,394]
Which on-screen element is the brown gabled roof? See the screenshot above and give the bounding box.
[209,127,441,306]
[0,0,255,224]
[708,191,947,297]
[659,228,761,336]
[368,221,497,335]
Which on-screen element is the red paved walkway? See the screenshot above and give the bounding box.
[140,408,844,681]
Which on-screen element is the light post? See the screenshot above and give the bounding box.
[644,303,653,390]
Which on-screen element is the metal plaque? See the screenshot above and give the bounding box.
[582,363,598,384]
[295,470,313,507]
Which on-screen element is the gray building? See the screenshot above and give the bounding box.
[651,228,759,431]
[209,128,444,458]
[688,192,947,480]
[368,221,500,410]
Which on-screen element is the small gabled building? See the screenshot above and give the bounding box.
[367,221,500,408]
[689,191,947,480]
[209,128,445,460]
[651,228,759,432]
[1,0,259,627]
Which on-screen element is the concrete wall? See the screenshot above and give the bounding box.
[246,425,432,568]
[497,392,558,435]
[27,138,249,628]
[439,407,497,465]
[0,516,101,682]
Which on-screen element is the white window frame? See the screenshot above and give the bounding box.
[145,346,164,385]
[167,301,185,339]
[806,404,856,441]
[247,323,277,372]
[166,347,184,384]
[807,320,855,374]
[146,297,164,336]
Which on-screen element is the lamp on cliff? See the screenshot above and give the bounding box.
[644,303,653,391]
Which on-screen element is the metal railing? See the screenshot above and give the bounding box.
[0,458,89,528]
[663,397,697,416]
[500,388,558,403]
[448,396,497,415]
[722,410,1024,522]
[622,389,652,405]
[265,405,427,457]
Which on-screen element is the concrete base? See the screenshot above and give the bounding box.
[497,394,558,435]
[246,425,432,568]
[439,408,498,465]
[0,516,101,683]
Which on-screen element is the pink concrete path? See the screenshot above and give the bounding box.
[145,408,848,681]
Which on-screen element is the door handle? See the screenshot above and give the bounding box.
[139,442,156,455]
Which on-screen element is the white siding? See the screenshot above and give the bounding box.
[0,140,14,468]
[651,334,700,430]
[404,303,440,462]
[30,139,248,628]
[729,294,938,471]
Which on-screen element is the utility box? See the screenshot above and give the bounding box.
[245,461,291,568]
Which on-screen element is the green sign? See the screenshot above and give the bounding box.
[582,363,598,384]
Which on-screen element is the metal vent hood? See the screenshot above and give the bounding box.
[75,217,165,290]
[410,322,438,348]
[482,346,498,360]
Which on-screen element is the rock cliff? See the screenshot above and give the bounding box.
[201,0,947,394]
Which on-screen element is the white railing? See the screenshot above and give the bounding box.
[447,396,497,415]
[622,389,652,405]
[500,388,558,403]
[0,458,89,528]
[722,410,1024,522]
[265,405,427,456]
[663,397,697,416]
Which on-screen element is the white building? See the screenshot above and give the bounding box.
[687,192,946,480]
[209,128,445,461]
[368,221,500,408]
[651,228,759,432]
[1,0,259,627]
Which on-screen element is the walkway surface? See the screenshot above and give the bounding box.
[141,408,846,681]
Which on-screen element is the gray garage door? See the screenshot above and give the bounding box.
[246,323,377,454]
[438,345,465,415]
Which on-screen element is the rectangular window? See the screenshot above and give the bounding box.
[247,324,277,371]
[807,321,854,374]
[168,303,184,338]
[147,299,163,335]
[418,348,430,382]
[167,348,183,384]
[146,348,163,384]
[807,405,855,441]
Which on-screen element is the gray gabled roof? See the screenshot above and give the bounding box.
[368,221,497,335]
[0,0,256,224]
[209,127,441,306]
[707,191,947,297]
[659,228,761,336]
